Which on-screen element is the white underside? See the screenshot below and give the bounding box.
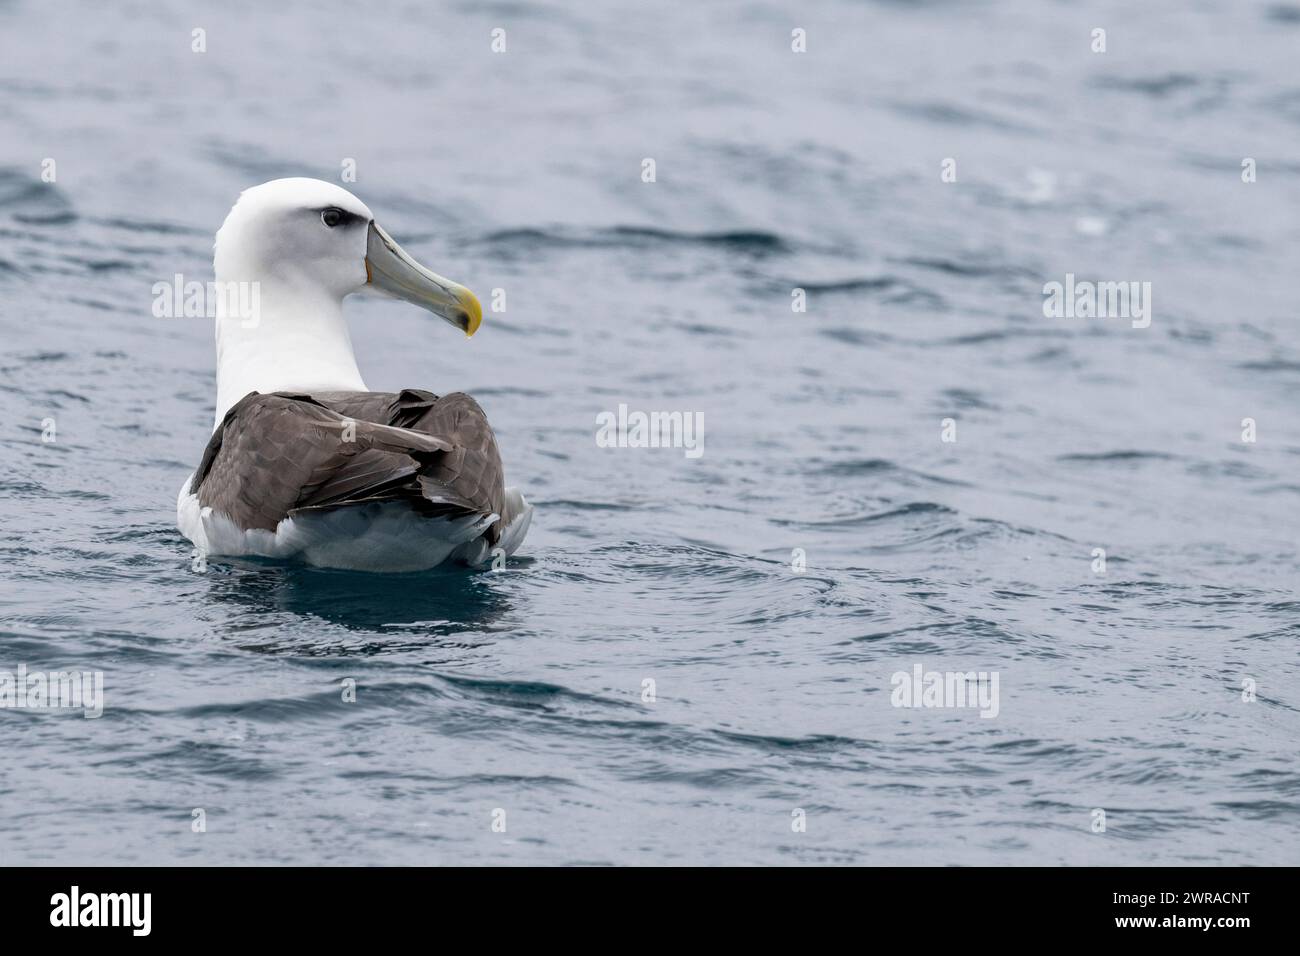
[177,474,533,572]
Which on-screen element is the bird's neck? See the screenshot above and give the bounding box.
[212,275,366,427]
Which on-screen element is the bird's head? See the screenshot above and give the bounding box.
[213,177,482,336]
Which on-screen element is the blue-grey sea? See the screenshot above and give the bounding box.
[1,0,1299,865]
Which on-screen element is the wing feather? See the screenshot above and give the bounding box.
[192,389,512,542]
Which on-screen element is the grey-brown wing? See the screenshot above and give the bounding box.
[400,391,509,535]
[291,390,448,512]
[307,388,508,532]
[192,391,453,532]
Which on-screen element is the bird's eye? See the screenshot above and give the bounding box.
[321,208,343,228]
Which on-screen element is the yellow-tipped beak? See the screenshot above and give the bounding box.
[458,286,483,338]
[365,220,483,337]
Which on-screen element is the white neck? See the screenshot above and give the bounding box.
[213,275,366,427]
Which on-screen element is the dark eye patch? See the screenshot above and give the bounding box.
[319,207,359,228]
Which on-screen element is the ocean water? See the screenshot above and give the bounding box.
[1,0,1299,865]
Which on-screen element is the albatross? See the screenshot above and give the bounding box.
[176,178,532,572]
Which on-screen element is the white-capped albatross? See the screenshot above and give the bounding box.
[176,178,532,572]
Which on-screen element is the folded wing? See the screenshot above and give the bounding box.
[192,389,511,542]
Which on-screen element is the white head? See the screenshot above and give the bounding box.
[209,178,482,425]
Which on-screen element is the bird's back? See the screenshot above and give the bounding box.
[177,389,530,571]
